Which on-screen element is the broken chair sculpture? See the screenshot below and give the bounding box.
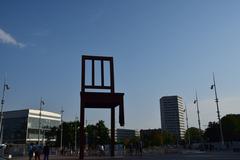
[79,55,125,159]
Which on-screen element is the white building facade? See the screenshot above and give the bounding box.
[3,109,61,144]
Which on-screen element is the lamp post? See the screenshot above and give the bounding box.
[60,108,64,150]
[194,91,201,131]
[74,116,78,151]
[42,126,49,145]
[184,104,190,145]
[210,73,224,145]
[38,97,45,144]
[0,79,10,144]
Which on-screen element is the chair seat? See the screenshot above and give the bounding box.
[81,92,125,126]
[80,92,124,108]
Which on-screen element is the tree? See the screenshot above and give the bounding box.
[204,122,221,142]
[221,114,240,141]
[45,120,80,148]
[161,131,177,145]
[204,114,240,142]
[96,120,110,145]
[45,126,58,146]
[185,127,203,143]
[86,124,97,147]
[86,120,110,149]
[141,130,176,148]
[151,132,162,146]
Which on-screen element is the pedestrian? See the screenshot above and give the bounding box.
[34,142,41,160]
[99,145,105,156]
[139,141,143,156]
[135,142,139,156]
[28,143,34,160]
[129,143,133,156]
[43,144,49,160]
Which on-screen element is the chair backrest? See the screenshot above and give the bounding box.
[81,55,115,93]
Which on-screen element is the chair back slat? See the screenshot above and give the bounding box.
[81,55,115,93]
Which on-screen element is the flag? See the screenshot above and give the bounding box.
[4,84,10,90]
[210,85,214,90]
[41,99,45,105]
[194,100,197,104]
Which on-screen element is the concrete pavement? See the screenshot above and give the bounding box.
[10,151,240,160]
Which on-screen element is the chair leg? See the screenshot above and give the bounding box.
[79,105,85,159]
[111,108,115,157]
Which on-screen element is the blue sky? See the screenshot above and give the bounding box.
[1,0,240,130]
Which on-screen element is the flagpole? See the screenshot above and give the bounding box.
[212,73,224,145]
[184,104,190,145]
[60,107,64,150]
[194,91,201,131]
[38,97,43,144]
[0,78,10,144]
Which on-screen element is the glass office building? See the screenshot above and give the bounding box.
[115,129,140,142]
[2,109,61,144]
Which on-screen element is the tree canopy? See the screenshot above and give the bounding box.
[45,120,110,149]
[204,114,240,142]
[141,130,176,147]
[184,127,203,143]
[86,120,110,148]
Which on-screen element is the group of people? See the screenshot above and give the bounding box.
[28,143,49,160]
[128,141,143,156]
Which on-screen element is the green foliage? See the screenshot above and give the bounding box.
[204,121,221,142]
[162,131,177,145]
[185,127,203,143]
[45,120,110,149]
[45,121,80,148]
[222,114,240,141]
[96,120,110,145]
[45,126,58,146]
[141,130,176,148]
[86,120,110,148]
[122,136,140,148]
[204,114,240,142]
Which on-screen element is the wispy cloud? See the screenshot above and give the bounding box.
[0,28,25,48]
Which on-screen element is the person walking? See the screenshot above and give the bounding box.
[28,143,34,160]
[139,141,143,156]
[43,144,49,160]
[34,142,41,160]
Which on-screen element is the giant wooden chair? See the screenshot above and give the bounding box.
[79,55,124,159]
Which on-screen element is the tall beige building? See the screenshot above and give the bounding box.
[160,96,185,140]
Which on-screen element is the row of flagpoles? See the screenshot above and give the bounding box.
[185,72,224,146]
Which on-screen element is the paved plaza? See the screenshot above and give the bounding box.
[11,151,240,160]
[124,152,240,160]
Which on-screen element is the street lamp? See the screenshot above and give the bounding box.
[193,91,201,131]
[38,97,45,144]
[60,108,64,150]
[210,72,224,145]
[74,116,78,151]
[184,104,190,145]
[0,79,10,144]
[42,125,50,145]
